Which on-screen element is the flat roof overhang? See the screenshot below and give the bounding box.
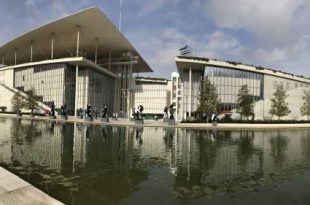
[0,7,152,73]
[175,57,205,79]
[175,56,310,84]
[0,57,119,79]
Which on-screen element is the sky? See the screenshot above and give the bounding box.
[1,0,310,79]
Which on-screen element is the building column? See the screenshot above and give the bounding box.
[76,25,81,57]
[108,49,112,70]
[127,64,133,118]
[1,56,4,65]
[14,48,17,65]
[94,37,98,64]
[51,33,55,59]
[175,77,179,121]
[188,68,192,117]
[74,64,79,116]
[30,41,33,62]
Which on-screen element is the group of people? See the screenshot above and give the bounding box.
[211,113,218,122]
[78,105,93,118]
[164,104,175,120]
[130,104,175,120]
[46,104,110,119]
[78,105,109,119]
[48,104,67,117]
[132,105,144,120]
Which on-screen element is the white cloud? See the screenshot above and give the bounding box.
[128,28,242,77]
[204,31,241,56]
[205,0,308,47]
[203,0,310,76]
[25,0,35,7]
[254,48,287,63]
[136,0,181,15]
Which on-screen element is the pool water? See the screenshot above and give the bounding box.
[1,118,310,204]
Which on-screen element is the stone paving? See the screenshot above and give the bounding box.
[1,113,310,129]
[0,167,63,205]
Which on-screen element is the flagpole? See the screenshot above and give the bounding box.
[119,0,124,31]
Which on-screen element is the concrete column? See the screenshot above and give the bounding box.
[108,49,112,70]
[127,64,133,118]
[189,68,192,117]
[176,77,179,121]
[14,49,17,65]
[30,41,33,62]
[76,25,81,57]
[74,64,79,116]
[51,33,55,59]
[94,37,98,64]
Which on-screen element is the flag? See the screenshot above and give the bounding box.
[179,45,192,56]
[179,45,188,51]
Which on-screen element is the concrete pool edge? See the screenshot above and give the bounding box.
[0,113,310,129]
[0,166,64,205]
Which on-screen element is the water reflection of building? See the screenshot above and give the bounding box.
[3,120,151,204]
[0,118,14,162]
[2,120,310,204]
[3,121,310,180]
[10,120,63,171]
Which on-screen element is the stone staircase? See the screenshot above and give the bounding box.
[0,83,51,113]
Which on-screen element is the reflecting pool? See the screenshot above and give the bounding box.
[1,118,310,204]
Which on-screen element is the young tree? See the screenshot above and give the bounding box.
[197,78,219,122]
[269,87,291,120]
[24,88,40,116]
[11,91,25,114]
[300,90,310,120]
[237,85,255,120]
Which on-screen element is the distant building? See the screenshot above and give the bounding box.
[175,55,310,120]
[133,77,170,119]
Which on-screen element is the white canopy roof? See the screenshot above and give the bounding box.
[0,7,152,73]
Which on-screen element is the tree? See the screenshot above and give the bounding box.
[197,78,219,122]
[270,132,288,168]
[24,88,40,115]
[237,85,255,120]
[269,87,291,120]
[11,91,25,114]
[237,131,255,173]
[301,90,310,120]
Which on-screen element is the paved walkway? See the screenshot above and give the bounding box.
[0,167,63,205]
[1,113,310,129]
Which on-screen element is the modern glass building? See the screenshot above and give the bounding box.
[205,67,264,112]
[175,56,310,120]
[0,7,152,116]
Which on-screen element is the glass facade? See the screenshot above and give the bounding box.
[183,70,203,116]
[15,63,66,110]
[116,64,133,118]
[14,63,116,116]
[205,66,264,112]
[88,69,115,113]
